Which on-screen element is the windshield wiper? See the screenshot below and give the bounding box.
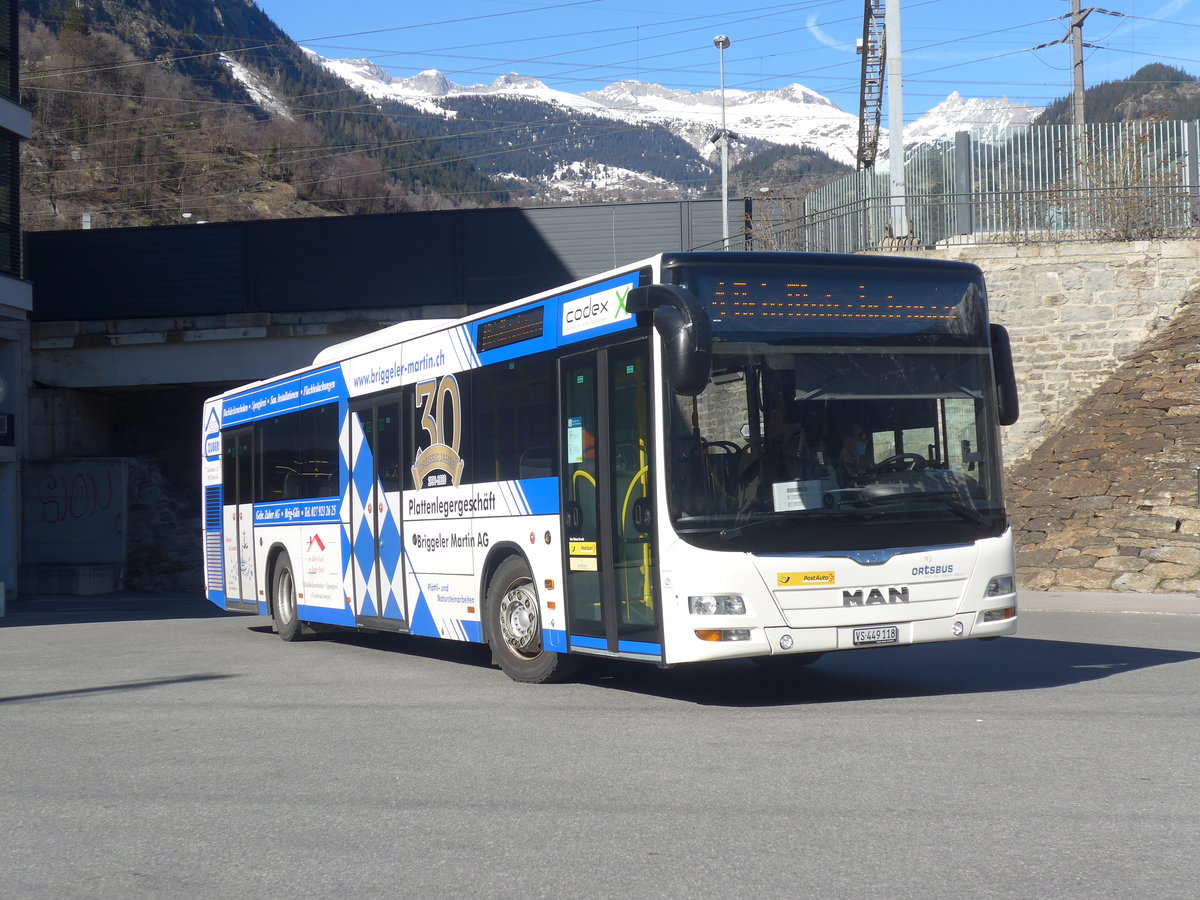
[718,509,881,541]
[854,487,992,526]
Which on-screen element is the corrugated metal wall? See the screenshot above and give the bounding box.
[27,200,726,321]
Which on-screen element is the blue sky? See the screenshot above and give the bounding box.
[254,0,1200,120]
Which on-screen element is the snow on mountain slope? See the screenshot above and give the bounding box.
[220,52,293,120]
[306,52,1043,184]
[903,92,1043,144]
[581,80,860,165]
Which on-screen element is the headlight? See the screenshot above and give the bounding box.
[986,575,1015,598]
[689,594,746,615]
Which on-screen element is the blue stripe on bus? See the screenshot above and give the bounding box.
[568,635,662,656]
[517,477,560,515]
[298,603,355,627]
[618,640,662,656]
[253,498,342,526]
[569,634,607,651]
[221,365,346,427]
[461,620,483,643]
[543,628,567,653]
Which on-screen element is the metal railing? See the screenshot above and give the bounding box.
[740,120,1200,253]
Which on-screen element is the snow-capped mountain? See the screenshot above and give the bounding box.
[902,91,1042,145]
[308,52,1042,198]
[582,80,864,167]
[312,53,1041,160]
[312,53,862,166]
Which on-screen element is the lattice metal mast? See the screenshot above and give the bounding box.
[855,0,887,170]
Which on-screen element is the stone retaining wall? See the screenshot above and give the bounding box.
[885,239,1200,593]
[882,240,1200,464]
[1005,290,1200,591]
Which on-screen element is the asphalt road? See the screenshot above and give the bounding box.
[1,591,1197,899]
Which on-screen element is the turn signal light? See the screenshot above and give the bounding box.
[694,629,751,642]
[981,606,1017,623]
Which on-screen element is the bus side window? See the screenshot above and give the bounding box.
[300,402,340,499]
[257,413,300,502]
[470,355,557,484]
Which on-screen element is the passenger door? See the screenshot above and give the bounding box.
[221,427,257,611]
[560,340,660,657]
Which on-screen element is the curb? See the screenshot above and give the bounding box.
[1020,590,1200,616]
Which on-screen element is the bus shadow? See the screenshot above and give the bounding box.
[246,624,500,672]
[243,625,1198,705]
[571,636,1200,707]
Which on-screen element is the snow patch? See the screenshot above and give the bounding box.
[219,53,292,120]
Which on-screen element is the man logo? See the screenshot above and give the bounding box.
[843,586,910,607]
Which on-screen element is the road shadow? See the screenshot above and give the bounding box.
[570,636,1200,707]
[0,592,235,627]
[240,622,1199,707]
[246,623,499,672]
[0,673,239,705]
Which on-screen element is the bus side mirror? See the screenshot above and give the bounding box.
[626,284,712,396]
[990,323,1019,426]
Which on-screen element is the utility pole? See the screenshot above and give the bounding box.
[1070,0,1092,129]
[1032,3,1111,129]
[714,35,731,249]
[885,0,906,237]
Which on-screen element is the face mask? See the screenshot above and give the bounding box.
[855,441,867,456]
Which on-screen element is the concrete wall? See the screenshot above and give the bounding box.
[22,459,129,566]
[879,241,1200,464]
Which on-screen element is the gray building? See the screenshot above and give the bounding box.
[0,0,32,599]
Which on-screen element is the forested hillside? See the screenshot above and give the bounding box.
[1036,64,1200,125]
[19,0,501,230]
[732,143,851,192]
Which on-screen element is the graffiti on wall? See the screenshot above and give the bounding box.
[23,460,128,565]
[37,469,115,524]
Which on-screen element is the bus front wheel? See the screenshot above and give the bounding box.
[485,556,578,684]
[272,552,304,642]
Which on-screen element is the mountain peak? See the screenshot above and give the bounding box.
[399,69,455,95]
[487,73,549,91]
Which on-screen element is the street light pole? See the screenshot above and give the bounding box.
[714,35,731,249]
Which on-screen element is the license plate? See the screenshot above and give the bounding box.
[853,626,899,647]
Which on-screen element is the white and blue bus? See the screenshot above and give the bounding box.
[202,251,1020,682]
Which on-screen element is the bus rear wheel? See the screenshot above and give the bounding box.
[272,552,304,642]
[485,556,578,684]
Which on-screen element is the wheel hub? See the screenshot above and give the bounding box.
[499,585,539,653]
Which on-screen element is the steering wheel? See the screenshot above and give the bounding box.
[871,452,926,473]
[703,440,741,454]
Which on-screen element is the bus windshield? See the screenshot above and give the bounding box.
[664,263,1006,553]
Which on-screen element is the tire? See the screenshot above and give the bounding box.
[271,552,304,642]
[485,556,579,684]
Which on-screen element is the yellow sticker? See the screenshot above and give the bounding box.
[569,541,598,556]
[777,571,836,587]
